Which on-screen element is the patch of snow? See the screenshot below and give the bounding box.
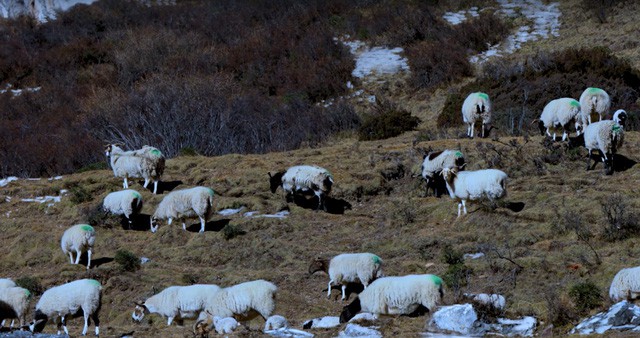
[338,323,382,338]
[495,316,536,336]
[463,252,485,260]
[218,207,245,216]
[140,257,151,264]
[265,328,314,337]
[570,301,640,335]
[443,7,479,25]
[338,36,409,79]
[0,84,41,96]
[302,316,340,329]
[349,313,378,323]
[430,304,480,336]
[48,176,63,181]
[0,177,18,187]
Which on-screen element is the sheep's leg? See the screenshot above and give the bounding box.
[182,222,187,231]
[341,284,347,300]
[546,128,551,138]
[68,252,74,264]
[199,216,206,233]
[62,315,69,335]
[462,200,467,215]
[153,181,159,194]
[123,177,129,189]
[562,130,568,142]
[168,218,173,225]
[327,280,333,299]
[167,316,174,326]
[0,319,5,327]
[143,178,150,188]
[469,124,474,138]
[481,123,485,138]
[75,250,82,264]
[457,203,462,217]
[87,248,92,269]
[586,149,593,170]
[82,309,89,336]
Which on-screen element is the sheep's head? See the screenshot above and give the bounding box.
[441,167,459,182]
[149,217,159,233]
[268,171,285,193]
[340,297,362,323]
[574,120,584,136]
[132,302,148,322]
[614,109,627,127]
[104,144,113,157]
[308,257,329,275]
[27,310,47,332]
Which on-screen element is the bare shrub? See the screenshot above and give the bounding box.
[601,193,640,241]
[358,96,420,141]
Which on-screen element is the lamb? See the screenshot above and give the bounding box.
[102,189,143,227]
[269,165,334,210]
[133,284,221,326]
[264,315,289,331]
[609,266,640,302]
[579,87,610,126]
[420,150,466,197]
[28,279,102,336]
[339,274,444,323]
[441,167,508,217]
[461,92,492,138]
[309,253,383,301]
[104,144,165,194]
[197,279,278,323]
[0,279,16,289]
[60,224,96,269]
[0,286,31,328]
[534,97,583,141]
[462,293,506,311]
[583,119,624,175]
[613,109,628,128]
[151,186,215,233]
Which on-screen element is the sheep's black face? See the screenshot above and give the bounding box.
[29,310,47,332]
[268,172,284,193]
[538,120,546,136]
[340,298,361,323]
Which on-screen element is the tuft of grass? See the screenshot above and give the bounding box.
[222,223,246,240]
[569,280,602,315]
[114,249,140,272]
[15,276,43,296]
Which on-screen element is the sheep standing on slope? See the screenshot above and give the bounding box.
[0,286,31,328]
[309,253,383,301]
[133,284,221,326]
[583,119,624,175]
[420,150,466,197]
[339,274,444,323]
[269,165,334,210]
[151,186,215,233]
[534,98,583,141]
[103,189,143,227]
[197,280,278,323]
[61,224,96,269]
[105,144,165,194]
[579,87,610,126]
[609,266,640,302]
[613,109,628,128]
[441,167,508,217]
[462,92,492,138]
[28,279,102,336]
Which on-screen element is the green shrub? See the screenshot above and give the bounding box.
[223,223,246,240]
[441,244,471,300]
[569,281,602,314]
[69,186,92,204]
[358,98,420,141]
[15,276,43,296]
[601,193,640,241]
[114,249,140,272]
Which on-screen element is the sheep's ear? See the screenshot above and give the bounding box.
[206,309,213,316]
[459,163,467,169]
[530,119,539,125]
[268,172,272,178]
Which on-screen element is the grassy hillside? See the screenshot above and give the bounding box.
[1,0,640,337]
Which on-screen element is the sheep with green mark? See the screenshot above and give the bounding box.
[420,150,466,197]
[103,189,143,227]
[583,119,624,175]
[196,280,278,324]
[339,274,444,323]
[60,224,96,269]
[133,284,221,326]
[309,253,383,301]
[151,187,215,233]
[269,165,334,210]
[0,286,31,328]
[462,92,492,138]
[104,144,165,194]
[579,87,610,126]
[441,166,508,217]
[534,98,583,141]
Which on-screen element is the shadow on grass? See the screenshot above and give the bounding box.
[136,180,183,194]
[185,219,231,233]
[123,214,152,232]
[92,257,114,268]
[323,282,365,302]
[291,193,352,215]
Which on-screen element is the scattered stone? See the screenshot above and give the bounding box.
[338,323,382,338]
[570,301,640,335]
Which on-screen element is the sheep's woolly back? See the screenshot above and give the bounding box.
[153,187,215,221]
[357,274,443,315]
[107,144,164,181]
[204,280,277,320]
[0,278,16,288]
[421,150,465,179]
[60,224,96,255]
[131,146,166,179]
[328,253,384,286]
[584,120,624,156]
[540,98,581,128]
[281,165,333,195]
[141,284,220,320]
[610,266,640,302]
[36,279,102,318]
[139,286,181,318]
[462,92,492,124]
[443,168,508,202]
[103,190,143,218]
[579,87,610,124]
[0,286,31,324]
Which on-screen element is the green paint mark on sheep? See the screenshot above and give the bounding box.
[150,149,161,156]
[455,151,463,158]
[205,188,215,196]
[81,224,94,232]
[612,125,621,133]
[428,274,443,286]
[569,100,580,108]
[477,93,489,101]
[132,191,142,199]
[587,87,602,94]
[24,289,31,298]
[372,255,382,265]
[88,279,101,287]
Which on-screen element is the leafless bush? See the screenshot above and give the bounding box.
[601,193,640,241]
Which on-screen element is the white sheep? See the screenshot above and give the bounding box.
[583,119,624,175]
[28,279,102,336]
[0,279,16,289]
[269,165,334,210]
[420,150,466,196]
[534,97,583,141]
[579,87,610,126]
[339,274,444,323]
[309,253,383,301]
[151,186,215,233]
[60,224,96,269]
[264,314,289,331]
[462,92,492,138]
[105,144,165,194]
[198,279,278,323]
[102,189,143,226]
[441,167,508,217]
[613,109,628,128]
[212,316,239,334]
[133,284,221,326]
[463,293,506,311]
[0,286,31,328]
[610,266,640,302]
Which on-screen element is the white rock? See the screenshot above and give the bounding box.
[338,323,382,338]
[430,304,479,335]
[302,316,340,329]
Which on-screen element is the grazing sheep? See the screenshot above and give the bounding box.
[198,280,277,323]
[0,286,31,328]
[613,109,628,128]
[610,266,640,302]
[151,187,215,233]
[60,224,96,269]
[0,279,16,289]
[105,144,165,194]
[309,253,383,301]
[462,92,492,138]
[264,315,289,331]
[441,167,508,217]
[340,274,444,323]
[102,189,143,226]
[583,120,624,175]
[534,98,583,141]
[420,150,466,197]
[133,284,221,326]
[28,279,102,336]
[579,87,610,126]
[269,165,333,210]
